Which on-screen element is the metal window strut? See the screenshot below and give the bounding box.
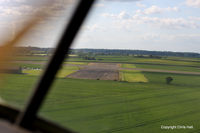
[15,0,96,131]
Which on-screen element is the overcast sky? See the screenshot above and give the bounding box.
[0,0,200,53]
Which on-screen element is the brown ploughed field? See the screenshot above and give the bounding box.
[67,63,120,80]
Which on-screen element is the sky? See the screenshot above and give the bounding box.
[0,0,200,53]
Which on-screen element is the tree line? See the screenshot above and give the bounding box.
[12,47,200,58]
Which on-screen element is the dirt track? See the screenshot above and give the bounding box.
[67,63,120,80]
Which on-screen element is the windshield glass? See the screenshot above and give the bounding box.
[39,0,200,132]
[0,0,78,109]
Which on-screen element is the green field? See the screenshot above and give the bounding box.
[23,69,42,76]
[92,55,200,67]
[120,64,148,83]
[15,55,200,67]
[120,70,148,83]
[121,64,136,69]
[1,72,200,133]
[64,62,88,65]
[15,56,49,61]
[135,64,200,72]
[0,55,200,133]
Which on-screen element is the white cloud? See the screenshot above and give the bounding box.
[102,11,131,19]
[102,13,116,18]
[140,33,160,40]
[0,5,35,16]
[136,3,146,8]
[143,5,162,14]
[95,3,105,7]
[189,16,200,21]
[118,11,131,19]
[2,8,22,16]
[134,33,200,44]
[173,34,200,39]
[186,0,200,8]
[84,24,105,31]
[137,5,178,15]
[102,11,200,29]
[136,17,198,29]
[0,0,75,18]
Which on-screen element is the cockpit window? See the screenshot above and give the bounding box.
[1,0,200,133]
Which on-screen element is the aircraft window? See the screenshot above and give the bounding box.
[0,0,200,133]
[0,0,95,132]
[0,0,78,109]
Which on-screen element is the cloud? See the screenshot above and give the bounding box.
[143,5,162,14]
[133,33,200,45]
[0,0,76,44]
[84,24,105,31]
[118,11,131,19]
[102,11,131,19]
[136,17,198,29]
[102,11,200,29]
[136,5,178,15]
[186,0,200,8]
[140,33,160,41]
[189,16,200,21]
[0,5,35,16]
[0,0,76,19]
[173,34,200,39]
[95,3,105,7]
[136,3,146,8]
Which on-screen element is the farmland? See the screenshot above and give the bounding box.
[0,54,200,133]
[67,63,120,80]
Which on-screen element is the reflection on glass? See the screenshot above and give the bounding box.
[0,0,77,109]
